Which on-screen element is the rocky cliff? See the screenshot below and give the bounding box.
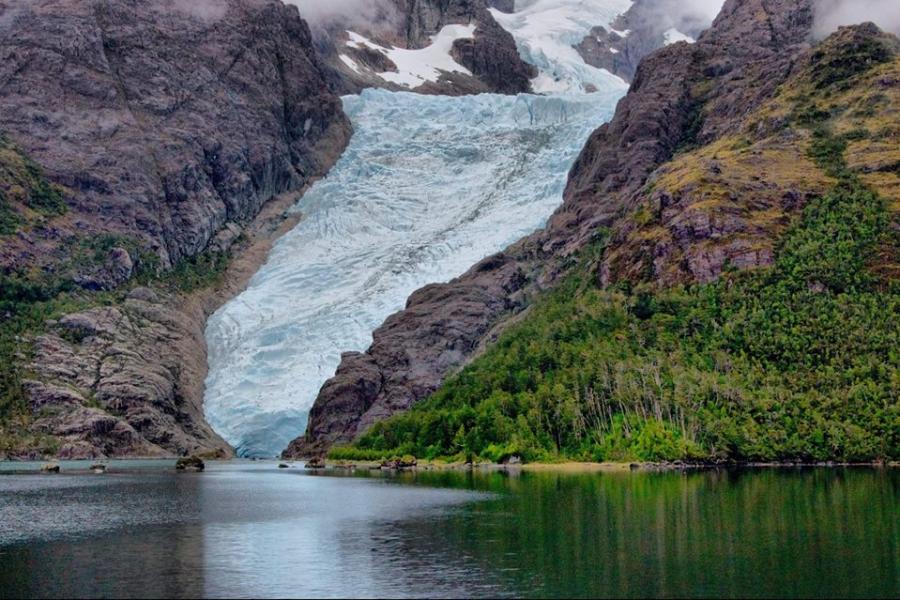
[0,0,351,458]
[285,0,846,457]
[312,0,535,95]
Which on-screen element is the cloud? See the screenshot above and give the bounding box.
[813,0,900,37]
[624,0,726,39]
[677,0,726,22]
[284,0,399,31]
[171,0,227,22]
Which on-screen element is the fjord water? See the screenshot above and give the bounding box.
[1,464,897,598]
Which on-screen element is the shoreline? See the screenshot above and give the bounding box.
[0,456,900,476]
[288,459,899,473]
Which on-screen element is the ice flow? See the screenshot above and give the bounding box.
[204,0,634,457]
[203,88,625,457]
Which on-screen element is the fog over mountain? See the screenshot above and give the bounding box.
[285,0,399,30]
[813,0,900,37]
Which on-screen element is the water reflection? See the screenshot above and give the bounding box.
[0,464,897,598]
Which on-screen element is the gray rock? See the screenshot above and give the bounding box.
[0,0,351,275]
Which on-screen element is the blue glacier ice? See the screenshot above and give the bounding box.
[204,1,633,457]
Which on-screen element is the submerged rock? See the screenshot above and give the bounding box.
[40,463,60,474]
[175,456,205,472]
[278,463,291,469]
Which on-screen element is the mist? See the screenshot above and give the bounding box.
[171,0,227,22]
[813,0,900,37]
[284,0,399,31]
[623,0,725,39]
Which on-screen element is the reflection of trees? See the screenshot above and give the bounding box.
[377,468,897,598]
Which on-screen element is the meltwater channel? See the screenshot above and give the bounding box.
[203,0,635,457]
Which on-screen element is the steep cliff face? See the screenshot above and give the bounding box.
[0,0,350,274]
[312,0,535,95]
[0,0,352,459]
[286,0,826,457]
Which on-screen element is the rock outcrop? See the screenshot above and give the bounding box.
[0,0,352,459]
[285,0,823,457]
[312,0,535,95]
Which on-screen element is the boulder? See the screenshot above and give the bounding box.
[41,463,60,473]
[175,456,205,472]
[381,455,417,470]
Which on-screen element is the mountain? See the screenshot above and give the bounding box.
[0,0,351,458]
[286,0,899,461]
[308,0,536,95]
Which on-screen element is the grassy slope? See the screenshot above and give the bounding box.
[331,30,900,464]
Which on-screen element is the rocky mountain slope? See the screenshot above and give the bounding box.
[0,0,351,458]
[334,22,900,464]
[310,0,535,95]
[286,0,898,458]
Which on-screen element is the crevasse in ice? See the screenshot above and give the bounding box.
[204,1,631,457]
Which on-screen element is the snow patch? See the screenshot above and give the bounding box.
[342,24,476,88]
[663,27,695,45]
[338,53,363,74]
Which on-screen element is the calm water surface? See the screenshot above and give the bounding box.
[0,462,896,598]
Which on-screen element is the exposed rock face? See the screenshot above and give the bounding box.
[0,0,352,458]
[285,0,820,457]
[313,0,535,95]
[25,290,227,459]
[0,0,351,274]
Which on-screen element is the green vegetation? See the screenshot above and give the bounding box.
[335,76,899,465]
[0,136,67,235]
[340,184,896,463]
[0,236,233,435]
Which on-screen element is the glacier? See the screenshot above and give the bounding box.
[204,0,633,457]
[490,0,633,93]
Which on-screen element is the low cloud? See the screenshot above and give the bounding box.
[171,0,227,22]
[813,0,900,37]
[625,0,726,39]
[284,0,399,31]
